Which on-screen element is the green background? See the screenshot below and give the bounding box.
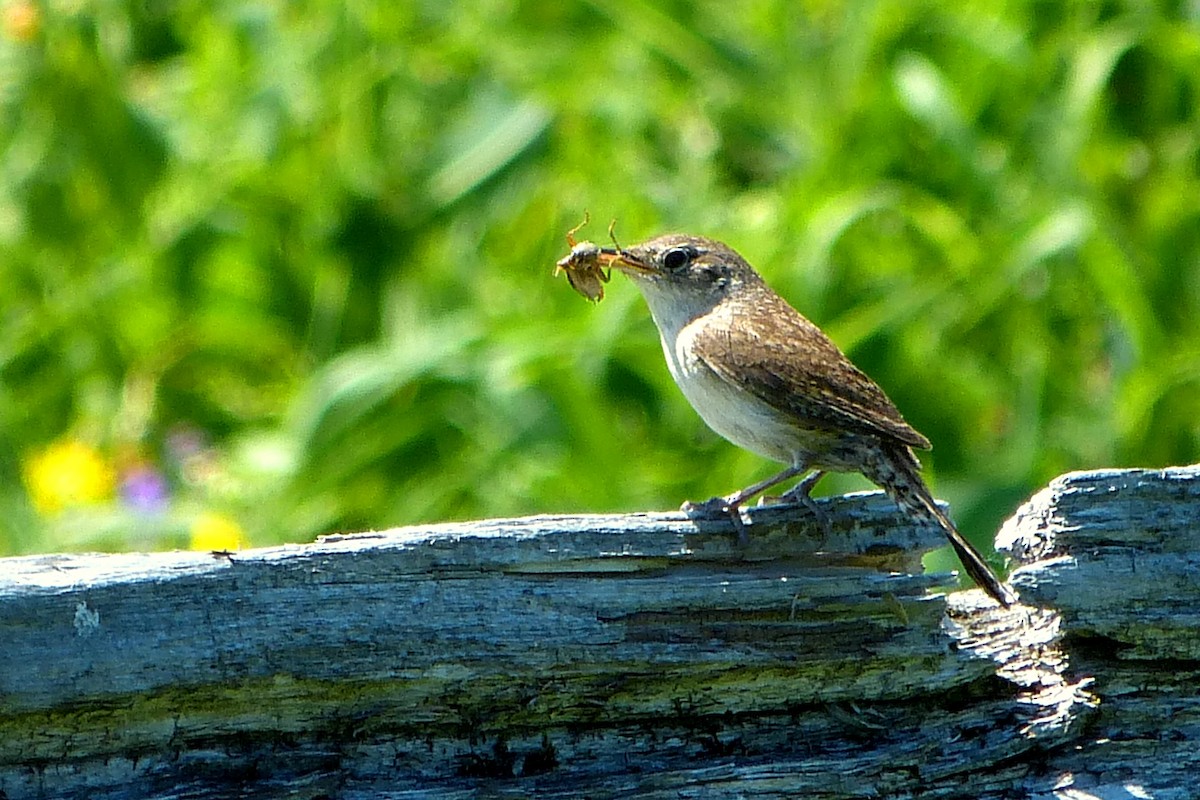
[2,0,1198,560]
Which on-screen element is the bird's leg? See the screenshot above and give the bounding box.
[683,463,809,542]
[761,469,827,506]
[781,469,825,502]
[776,469,833,536]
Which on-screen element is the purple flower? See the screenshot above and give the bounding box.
[120,465,170,514]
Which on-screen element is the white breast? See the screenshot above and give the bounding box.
[659,314,808,466]
[631,274,855,473]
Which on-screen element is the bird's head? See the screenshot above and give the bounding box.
[597,234,763,327]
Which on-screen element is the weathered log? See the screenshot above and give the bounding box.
[2,467,1196,799]
[998,466,1200,799]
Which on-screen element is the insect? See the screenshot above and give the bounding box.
[554,213,623,302]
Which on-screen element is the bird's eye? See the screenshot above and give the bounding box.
[662,247,692,271]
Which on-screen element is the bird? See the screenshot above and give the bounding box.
[592,233,1016,607]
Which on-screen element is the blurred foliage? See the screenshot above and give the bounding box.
[1,0,1198,558]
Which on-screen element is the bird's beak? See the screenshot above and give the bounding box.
[598,248,654,275]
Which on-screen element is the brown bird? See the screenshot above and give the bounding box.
[594,234,1016,607]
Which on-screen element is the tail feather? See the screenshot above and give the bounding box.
[866,444,1017,607]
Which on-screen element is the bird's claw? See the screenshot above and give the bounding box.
[682,496,749,543]
[681,496,731,517]
[782,471,834,537]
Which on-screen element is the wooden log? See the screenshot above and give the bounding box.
[1001,466,1200,660]
[998,465,1200,800]
[10,464,1200,799]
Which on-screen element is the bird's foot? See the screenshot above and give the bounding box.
[682,496,748,543]
[774,470,834,537]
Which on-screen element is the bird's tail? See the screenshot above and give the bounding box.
[865,443,1017,607]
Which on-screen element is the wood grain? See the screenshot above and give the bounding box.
[4,467,1196,799]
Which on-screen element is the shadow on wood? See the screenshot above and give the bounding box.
[4,467,1197,799]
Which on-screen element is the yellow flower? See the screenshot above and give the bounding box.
[23,440,115,515]
[189,511,248,551]
[2,2,40,42]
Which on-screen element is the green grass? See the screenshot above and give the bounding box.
[2,0,1198,557]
